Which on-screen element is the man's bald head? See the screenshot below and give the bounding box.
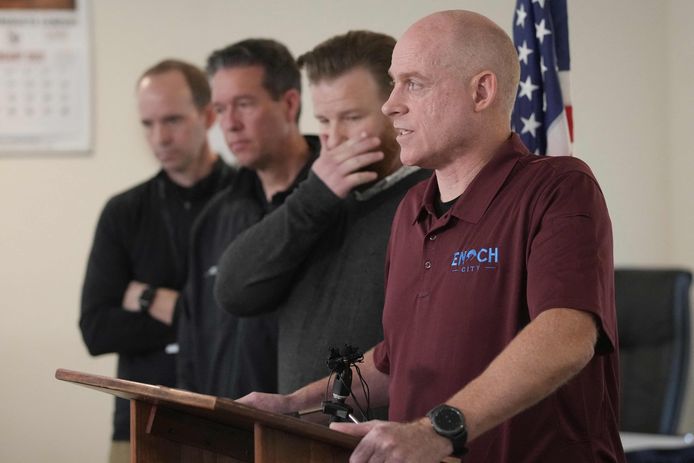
[401,10,519,119]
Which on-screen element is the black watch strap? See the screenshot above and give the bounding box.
[138,286,157,313]
[448,431,468,457]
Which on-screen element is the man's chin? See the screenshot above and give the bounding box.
[398,149,424,169]
[232,151,263,170]
[160,158,184,172]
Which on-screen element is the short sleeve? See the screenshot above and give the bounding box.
[527,170,616,353]
[372,340,390,375]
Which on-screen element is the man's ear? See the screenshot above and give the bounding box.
[282,88,302,123]
[201,103,216,130]
[470,70,497,113]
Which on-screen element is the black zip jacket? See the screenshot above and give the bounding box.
[177,135,320,399]
[79,158,233,440]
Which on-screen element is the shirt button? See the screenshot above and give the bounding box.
[429,234,437,241]
[424,261,432,269]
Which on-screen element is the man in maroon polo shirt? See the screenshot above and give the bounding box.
[238,10,625,463]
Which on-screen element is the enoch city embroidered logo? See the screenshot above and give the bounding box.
[450,247,499,272]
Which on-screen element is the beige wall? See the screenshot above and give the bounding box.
[0,1,692,461]
[668,0,694,429]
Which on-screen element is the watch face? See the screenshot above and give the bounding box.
[435,407,463,432]
[139,287,155,310]
[429,405,468,456]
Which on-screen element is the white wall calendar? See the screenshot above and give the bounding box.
[0,0,91,154]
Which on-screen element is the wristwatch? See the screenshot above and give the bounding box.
[426,404,468,457]
[138,286,157,313]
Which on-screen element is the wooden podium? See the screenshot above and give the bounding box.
[55,369,359,462]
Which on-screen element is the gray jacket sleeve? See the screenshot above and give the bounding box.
[214,172,342,316]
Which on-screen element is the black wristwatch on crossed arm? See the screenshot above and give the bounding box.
[138,286,157,313]
[427,404,468,457]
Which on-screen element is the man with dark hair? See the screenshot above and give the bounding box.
[80,59,234,463]
[214,30,429,395]
[176,38,319,400]
[206,38,301,103]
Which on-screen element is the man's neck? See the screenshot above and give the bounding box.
[435,131,510,202]
[166,145,218,188]
[256,133,310,201]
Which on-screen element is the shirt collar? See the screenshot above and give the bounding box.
[416,133,529,224]
[159,157,229,201]
[354,165,421,202]
[250,134,321,210]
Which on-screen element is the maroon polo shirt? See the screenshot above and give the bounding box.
[373,134,625,462]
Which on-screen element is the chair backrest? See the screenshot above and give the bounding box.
[616,268,692,434]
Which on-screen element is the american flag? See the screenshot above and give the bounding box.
[511,0,573,156]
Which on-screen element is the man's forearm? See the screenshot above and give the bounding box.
[215,173,341,317]
[79,304,176,355]
[446,307,597,442]
[122,281,178,325]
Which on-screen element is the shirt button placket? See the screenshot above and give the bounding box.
[424,231,439,272]
[420,230,438,294]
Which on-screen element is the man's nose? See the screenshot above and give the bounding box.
[153,124,172,146]
[382,86,406,119]
[220,107,243,132]
[322,123,347,150]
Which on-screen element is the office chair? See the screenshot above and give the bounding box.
[617,268,692,434]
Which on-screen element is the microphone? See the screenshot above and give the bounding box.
[287,345,369,423]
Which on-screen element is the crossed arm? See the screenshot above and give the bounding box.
[79,205,178,356]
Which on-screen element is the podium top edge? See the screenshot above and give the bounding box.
[55,368,218,410]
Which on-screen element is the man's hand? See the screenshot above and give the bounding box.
[122,281,178,325]
[148,288,178,325]
[331,419,453,463]
[313,133,384,198]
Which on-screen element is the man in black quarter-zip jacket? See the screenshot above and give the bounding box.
[79,59,233,463]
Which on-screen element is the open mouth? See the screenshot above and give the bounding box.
[397,129,413,137]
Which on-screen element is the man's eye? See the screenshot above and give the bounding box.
[161,116,183,126]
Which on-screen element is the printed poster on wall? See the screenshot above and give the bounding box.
[0,0,91,153]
